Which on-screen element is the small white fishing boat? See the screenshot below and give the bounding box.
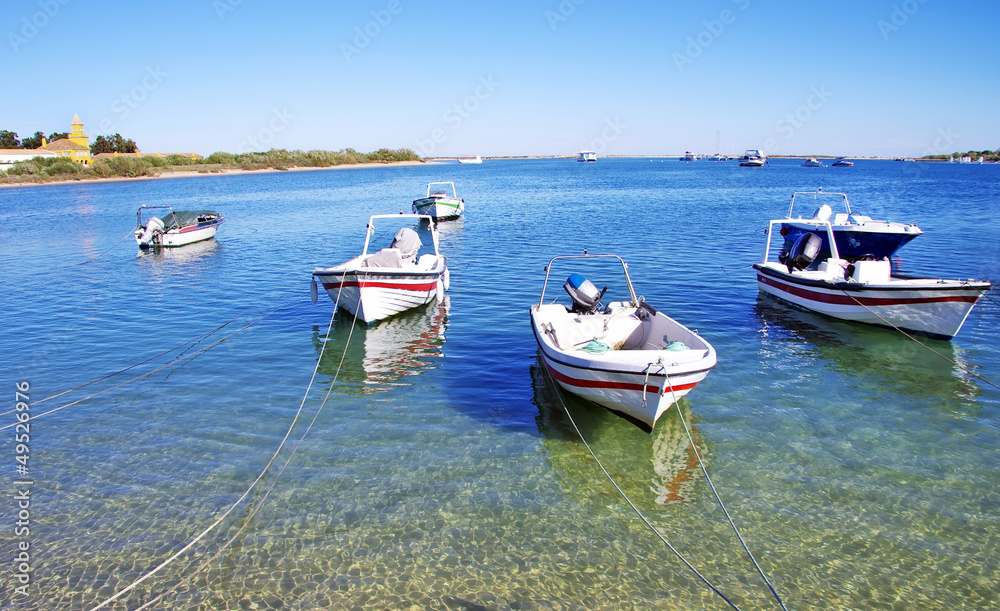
[779,190,922,261]
[739,149,765,167]
[530,253,717,432]
[801,158,822,167]
[754,215,991,340]
[831,157,854,167]
[411,182,465,220]
[311,214,449,324]
[134,205,223,249]
[578,151,597,162]
[680,151,698,161]
[456,155,482,164]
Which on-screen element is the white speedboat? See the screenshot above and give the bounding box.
[801,158,822,167]
[134,205,223,249]
[739,149,765,167]
[577,151,597,162]
[831,157,853,167]
[311,214,449,324]
[754,215,991,340]
[411,182,465,220]
[530,253,717,432]
[680,151,698,161]
[456,155,482,164]
[778,190,922,261]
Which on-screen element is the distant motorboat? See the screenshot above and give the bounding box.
[412,182,465,220]
[578,151,597,162]
[457,155,482,164]
[710,153,724,162]
[680,151,698,161]
[739,149,765,167]
[831,157,854,167]
[801,158,822,167]
[134,205,223,249]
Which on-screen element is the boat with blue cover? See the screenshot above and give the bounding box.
[778,190,922,261]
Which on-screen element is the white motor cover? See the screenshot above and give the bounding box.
[390,228,422,261]
[139,216,165,244]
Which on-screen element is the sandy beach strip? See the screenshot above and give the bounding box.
[0,159,436,189]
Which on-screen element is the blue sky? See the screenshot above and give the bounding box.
[2,0,997,158]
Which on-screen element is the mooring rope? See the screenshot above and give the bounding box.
[0,308,282,432]
[90,287,348,610]
[838,288,1000,392]
[0,313,250,421]
[540,365,742,611]
[660,367,788,611]
[78,230,136,265]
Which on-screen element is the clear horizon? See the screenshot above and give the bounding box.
[2,1,997,159]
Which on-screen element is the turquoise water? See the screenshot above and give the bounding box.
[1,159,998,610]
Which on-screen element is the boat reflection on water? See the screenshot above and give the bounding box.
[532,357,709,506]
[754,295,981,403]
[313,297,449,394]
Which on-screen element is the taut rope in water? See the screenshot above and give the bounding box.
[0,308,282,432]
[77,229,136,265]
[97,286,355,609]
[661,369,788,611]
[540,365,743,610]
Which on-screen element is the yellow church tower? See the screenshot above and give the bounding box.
[69,114,88,148]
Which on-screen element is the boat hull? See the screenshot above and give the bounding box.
[780,223,921,260]
[530,305,716,432]
[135,219,223,248]
[412,196,464,220]
[314,266,446,324]
[753,263,990,340]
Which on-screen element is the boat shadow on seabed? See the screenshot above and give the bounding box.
[531,358,710,507]
[753,296,982,405]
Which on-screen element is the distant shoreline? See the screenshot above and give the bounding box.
[0,160,435,190]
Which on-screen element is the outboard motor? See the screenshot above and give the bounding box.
[786,232,822,270]
[564,273,606,313]
[137,216,165,247]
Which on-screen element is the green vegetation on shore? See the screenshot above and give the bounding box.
[0,148,423,184]
[921,149,999,162]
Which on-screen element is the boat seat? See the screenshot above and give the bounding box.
[363,248,403,268]
[544,312,643,352]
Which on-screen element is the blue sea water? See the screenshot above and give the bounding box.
[1,158,998,610]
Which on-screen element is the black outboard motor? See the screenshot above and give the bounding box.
[786,232,822,270]
[564,273,606,313]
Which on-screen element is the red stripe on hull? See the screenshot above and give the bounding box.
[757,274,980,306]
[322,280,438,291]
[544,359,699,395]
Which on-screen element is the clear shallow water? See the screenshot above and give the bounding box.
[1,159,998,610]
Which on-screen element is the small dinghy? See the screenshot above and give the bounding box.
[530,253,717,432]
[754,213,991,339]
[411,182,464,220]
[311,214,449,324]
[134,205,223,248]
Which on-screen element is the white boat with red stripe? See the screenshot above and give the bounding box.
[530,253,717,432]
[311,214,449,324]
[754,210,991,340]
